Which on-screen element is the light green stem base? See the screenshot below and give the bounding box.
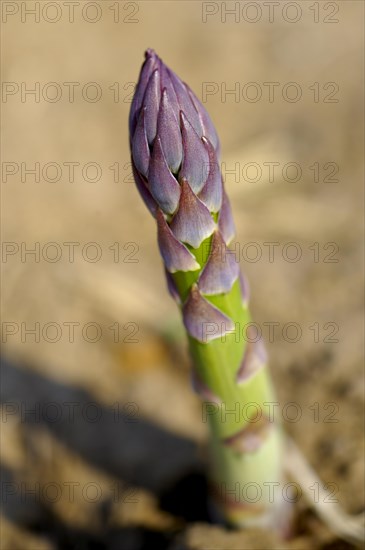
[173,236,285,528]
[206,387,284,528]
[194,346,284,528]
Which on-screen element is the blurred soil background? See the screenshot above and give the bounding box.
[1,1,364,548]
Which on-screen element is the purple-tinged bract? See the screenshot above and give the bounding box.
[179,112,209,193]
[157,89,182,173]
[132,107,150,177]
[183,285,234,343]
[218,191,236,245]
[149,137,181,214]
[170,179,216,249]
[198,230,239,295]
[156,209,200,273]
[198,137,222,213]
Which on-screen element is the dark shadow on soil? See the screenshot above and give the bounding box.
[1,357,201,494]
[1,356,212,549]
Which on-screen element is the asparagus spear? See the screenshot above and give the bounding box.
[129,49,286,530]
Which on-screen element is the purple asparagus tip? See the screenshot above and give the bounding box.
[130,50,224,228]
[129,49,242,330]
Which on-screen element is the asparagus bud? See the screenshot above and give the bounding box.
[130,49,287,531]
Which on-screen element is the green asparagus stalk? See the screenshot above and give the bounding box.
[129,49,287,530]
